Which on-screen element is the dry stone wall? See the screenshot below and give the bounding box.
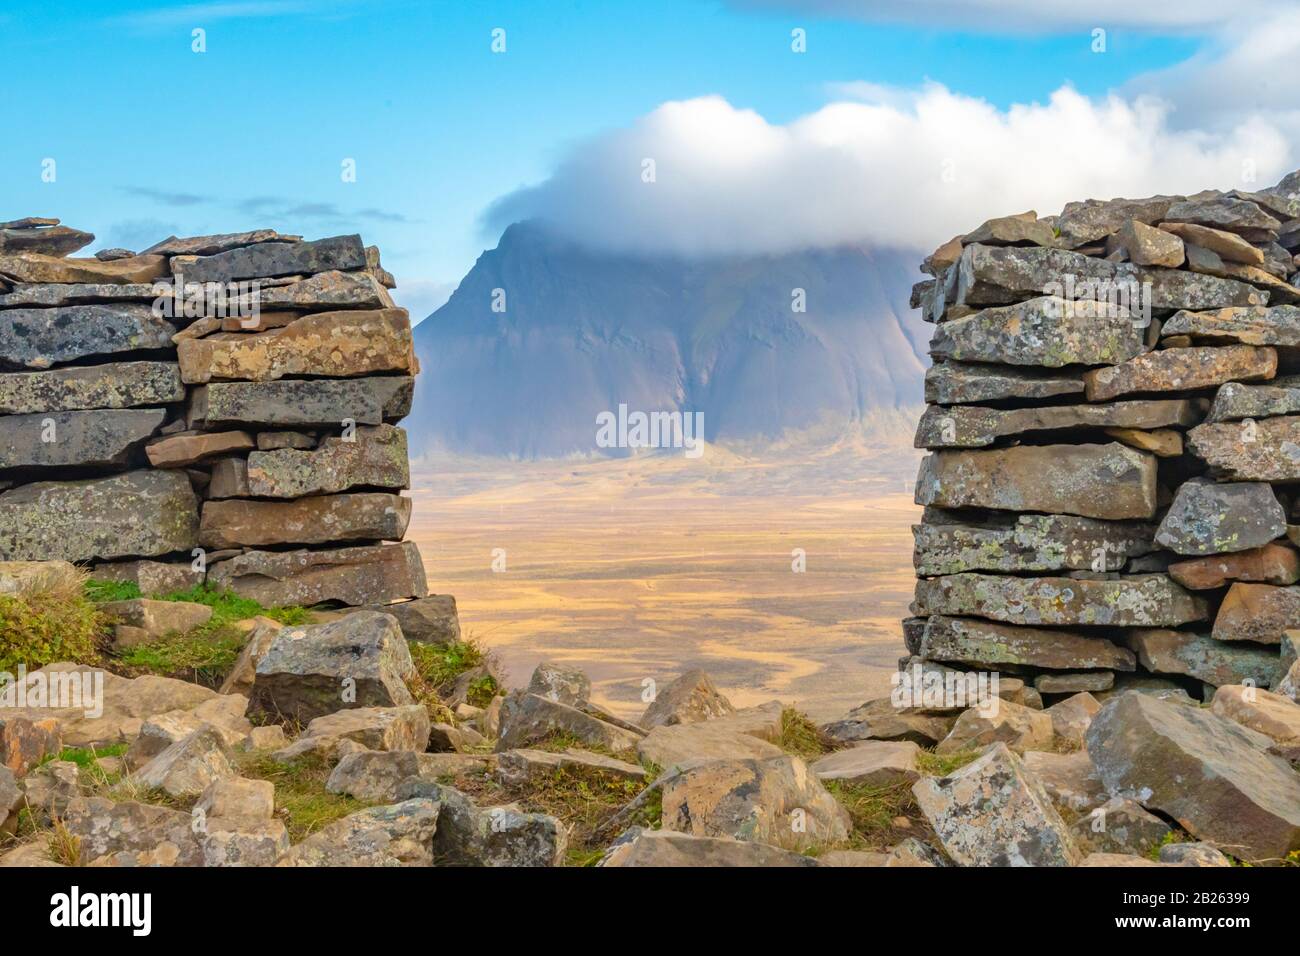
[906,173,1300,700]
[0,218,433,612]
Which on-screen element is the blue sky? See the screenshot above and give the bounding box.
[0,1,1289,320]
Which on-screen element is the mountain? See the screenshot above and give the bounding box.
[408,221,928,459]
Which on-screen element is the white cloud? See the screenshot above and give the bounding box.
[727,0,1297,32]
[485,84,1294,257]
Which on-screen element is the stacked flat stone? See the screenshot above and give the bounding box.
[0,218,431,610]
[905,172,1300,700]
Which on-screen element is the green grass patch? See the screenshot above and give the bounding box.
[83,579,143,603]
[825,778,931,852]
[155,584,311,629]
[778,707,832,760]
[116,629,248,685]
[236,750,372,843]
[409,638,488,688]
[915,748,982,778]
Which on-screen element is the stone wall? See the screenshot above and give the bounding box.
[0,218,433,614]
[906,173,1300,700]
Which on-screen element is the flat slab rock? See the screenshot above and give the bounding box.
[496,748,648,786]
[637,701,786,768]
[924,361,1085,405]
[199,492,412,550]
[1083,345,1276,402]
[245,423,409,498]
[913,742,1082,866]
[0,469,198,562]
[358,595,460,645]
[913,510,1154,575]
[181,234,365,284]
[809,740,921,787]
[914,399,1199,449]
[1167,543,1300,589]
[248,610,415,725]
[494,691,644,753]
[1212,582,1300,644]
[916,443,1158,521]
[1188,415,1300,481]
[278,798,439,867]
[177,308,414,384]
[929,296,1148,368]
[1154,479,1286,556]
[0,408,164,471]
[207,540,428,608]
[190,376,413,428]
[913,573,1208,627]
[919,614,1135,671]
[1164,305,1300,347]
[1207,380,1300,422]
[1127,629,1282,687]
[1087,691,1300,864]
[0,304,176,371]
[0,362,183,414]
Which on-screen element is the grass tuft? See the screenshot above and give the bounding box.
[235,750,372,843]
[0,565,104,672]
[778,707,833,759]
[915,748,981,778]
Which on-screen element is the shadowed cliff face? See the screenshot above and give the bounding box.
[409,221,928,458]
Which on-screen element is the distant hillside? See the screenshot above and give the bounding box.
[409,222,927,458]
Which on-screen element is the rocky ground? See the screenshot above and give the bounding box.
[1,560,1296,866]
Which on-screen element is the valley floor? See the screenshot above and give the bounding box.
[407,443,922,723]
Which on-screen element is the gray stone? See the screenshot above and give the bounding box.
[245,424,409,498]
[0,408,164,471]
[1164,305,1300,347]
[64,797,203,867]
[1084,345,1277,402]
[1154,479,1285,555]
[207,540,427,608]
[915,399,1199,449]
[360,595,460,645]
[924,361,1084,405]
[393,781,566,867]
[1072,797,1172,856]
[0,469,198,562]
[248,611,415,725]
[809,740,921,787]
[495,691,642,753]
[526,662,591,706]
[198,493,411,549]
[1046,693,1101,746]
[0,305,175,371]
[0,362,183,414]
[640,669,735,728]
[1160,842,1233,866]
[1188,415,1300,481]
[914,511,1154,575]
[181,234,365,284]
[0,224,94,256]
[303,705,431,753]
[919,615,1135,671]
[929,297,1147,368]
[496,748,649,787]
[190,376,413,428]
[142,229,296,257]
[1163,196,1282,239]
[1020,749,1108,812]
[936,699,1054,754]
[1086,691,1300,864]
[1035,672,1114,693]
[1207,379,1300,422]
[133,726,236,798]
[278,798,439,867]
[1055,195,1179,248]
[913,742,1082,866]
[913,573,1208,627]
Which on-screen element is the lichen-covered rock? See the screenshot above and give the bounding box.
[1207,379,1300,422]
[302,704,431,753]
[1154,479,1286,556]
[248,611,415,725]
[207,541,427,607]
[64,797,203,867]
[1160,842,1233,866]
[393,780,567,867]
[178,308,414,384]
[1188,415,1300,481]
[1164,305,1300,347]
[820,697,956,747]
[1086,691,1300,864]
[913,742,1082,866]
[133,726,237,798]
[495,691,642,753]
[0,409,167,471]
[659,755,852,852]
[244,424,409,498]
[0,304,175,372]
[181,233,365,284]
[0,253,168,285]
[929,297,1147,368]
[0,469,198,562]
[1072,797,1172,856]
[278,798,439,867]
[915,399,1198,449]
[913,573,1208,627]
[915,443,1158,520]
[924,361,1084,405]
[1021,749,1108,812]
[1212,582,1300,644]
[0,362,183,414]
[1127,628,1281,687]
[639,669,735,728]
[936,699,1054,754]
[359,595,460,645]
[199,493,411,549]
[496,748,648,787]
[809,740,920,787]
[0,715,61,777]
[919,615,1135,671]
[1083,345,1276,402]
[189,376,413,428]
[525,662,591,707]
